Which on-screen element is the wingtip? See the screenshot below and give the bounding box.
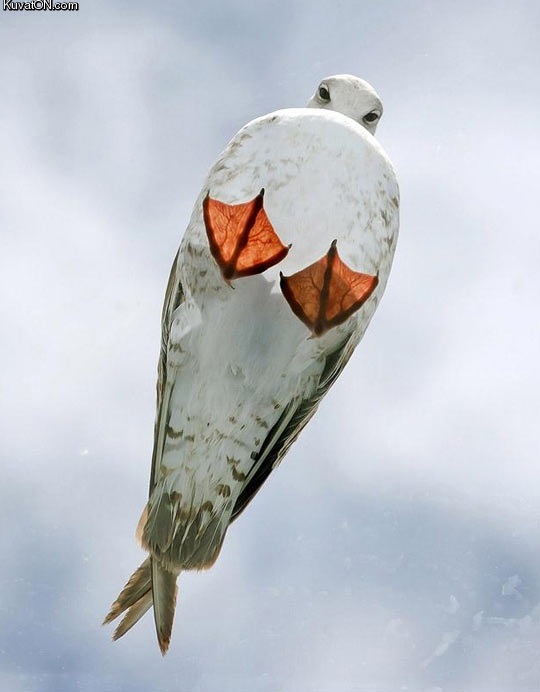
[158,631,171,656]
[102,601,121,626]
[103,558,153,638]
[151,559,178,656]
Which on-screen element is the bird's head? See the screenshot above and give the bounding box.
[306,74,383,135]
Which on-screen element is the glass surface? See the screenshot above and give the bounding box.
[2,1,539,690]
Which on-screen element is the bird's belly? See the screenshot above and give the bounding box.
[162,245,376,492]
[148,276,331,570]
[162,275,324,477]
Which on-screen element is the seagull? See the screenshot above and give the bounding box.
[104,74,399,653]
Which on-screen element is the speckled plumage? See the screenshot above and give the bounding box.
[105,75,399,653]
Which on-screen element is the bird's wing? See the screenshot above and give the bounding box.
[148,249,184,493]
[231,332,358,521]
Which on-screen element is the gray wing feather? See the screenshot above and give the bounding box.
[149,250,184,492]
[231,333,358,521]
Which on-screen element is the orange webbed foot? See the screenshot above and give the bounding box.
[280,240,378,337]
[203,189,290,281]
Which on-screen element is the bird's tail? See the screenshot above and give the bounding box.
[151,558,178,654]
[103,557,178,654]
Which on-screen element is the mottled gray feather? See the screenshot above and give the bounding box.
[231,334,357,520]
[149,249,184,492]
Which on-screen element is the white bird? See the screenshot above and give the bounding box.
[104,74,399,653]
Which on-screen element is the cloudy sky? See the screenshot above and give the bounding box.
[2,1,540,690]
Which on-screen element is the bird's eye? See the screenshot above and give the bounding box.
[363,110,381,124]
[318,84,330,102]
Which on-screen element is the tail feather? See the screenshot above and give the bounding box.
[104,556,179,654]
[103,558,151,626]
[113,590,153,640]
[151,557,178,655]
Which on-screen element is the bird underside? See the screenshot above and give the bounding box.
[204,191,378,334]
[104,189,381,653]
